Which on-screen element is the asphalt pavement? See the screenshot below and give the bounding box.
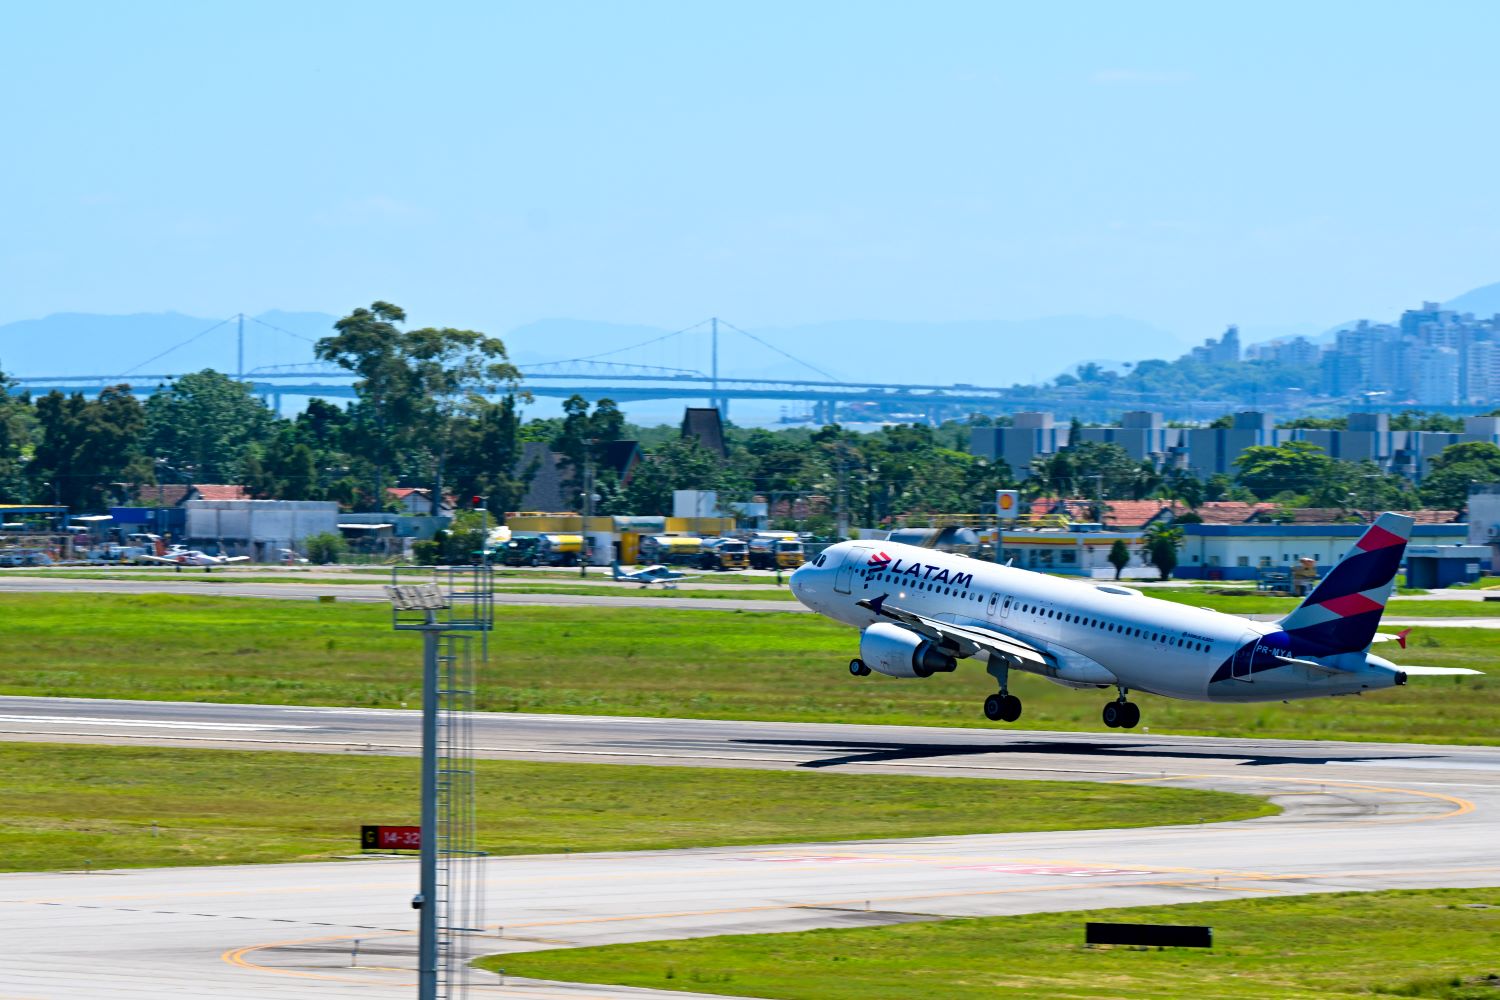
[2,699,1499,998]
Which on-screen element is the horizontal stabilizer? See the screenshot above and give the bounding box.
[1393,665,1483,676]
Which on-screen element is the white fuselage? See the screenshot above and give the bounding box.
[790,540,1401,703]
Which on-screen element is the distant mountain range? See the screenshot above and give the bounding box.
[3,281,1497,388]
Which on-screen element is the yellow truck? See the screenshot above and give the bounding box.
[536,533,584,566]
[697,537,749,570]
[638,534,704,566]
[748,532,804,569]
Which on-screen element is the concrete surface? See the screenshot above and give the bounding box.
[2,701,1499,998]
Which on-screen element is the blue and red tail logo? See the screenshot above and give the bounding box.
[1278,513,1413,654]
[868,551,892,569]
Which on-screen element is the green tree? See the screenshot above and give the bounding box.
[622,438,728,515]
[448,394,531,514]
[316,302,521,512]
[1232,440,1336,500]
[29,386,151,510]
[143,370,273,483]
[1143,522,1183,581]
[553,396,627,501]
[1419,442,1500,511]
[1107,538,1131,580]
[1391,410,1464,432]
[302,531,348,565]
[0,371,35,502]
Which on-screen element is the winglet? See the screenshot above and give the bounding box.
[1397,627,1411,650]
[864,593,888,615]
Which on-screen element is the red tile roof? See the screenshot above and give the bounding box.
[1101,500,1169,528]
[1027,498,1097,522]
[193,484,250,501]
[130,483,192,507]
[1187,501,1279,524]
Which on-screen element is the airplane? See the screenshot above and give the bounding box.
[137,546,252,572]
[789,512,1479,729]
[611,561,699,589]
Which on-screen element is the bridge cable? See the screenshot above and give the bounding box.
[530,318,713,367]
[247,315,319,344]
[116,315,237,379]
[717,319,843,383]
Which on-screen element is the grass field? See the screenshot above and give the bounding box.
[0,593,1495,743]
[0,743,1269,872]
[1151,589,1500,618]
[480,889,1500,999]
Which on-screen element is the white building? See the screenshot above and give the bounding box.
[185,500,340,562]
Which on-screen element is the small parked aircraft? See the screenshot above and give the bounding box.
[790,512,1478,729]
[611,562,699,589]
[138,546,252,572]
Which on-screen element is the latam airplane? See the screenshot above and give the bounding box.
[789,512,1477,728]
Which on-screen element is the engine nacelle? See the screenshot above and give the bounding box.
[859,622,958,678]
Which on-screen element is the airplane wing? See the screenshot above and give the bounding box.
[134,554,178,565]
[221,556,251,563]
[857,595,1049,667]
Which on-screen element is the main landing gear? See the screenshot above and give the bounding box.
[1102,687,1141,729]
[982,657,1022,723]
[849,658,872,677]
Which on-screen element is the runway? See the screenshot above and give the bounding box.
[0,574,804,612]
[2,698,1499,998]
[4,574,1500,624]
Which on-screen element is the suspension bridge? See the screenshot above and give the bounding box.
[7,314,1026,424]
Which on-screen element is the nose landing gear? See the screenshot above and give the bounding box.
[982,657,1023,723]
[1102,687,1140,729]
[849,658,871,677]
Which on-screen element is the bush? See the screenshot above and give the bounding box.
[412,539,442,565]
[303,532,348,565]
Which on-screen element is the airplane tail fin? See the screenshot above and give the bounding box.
[1278,512,1413,654]
[611,560,625,580]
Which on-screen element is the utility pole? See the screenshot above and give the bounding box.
[580,441,595,579]
[836,451,849,540]
[236,313,245,381]
[711,317,720,417]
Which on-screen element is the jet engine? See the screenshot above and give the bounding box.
[859,622,958,678]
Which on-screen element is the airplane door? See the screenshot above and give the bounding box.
[834,545,872,595]
[1232,632,1259,682]
[986,593,1000,618]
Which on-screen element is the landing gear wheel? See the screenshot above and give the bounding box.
[1102,701,1123,728]
[983,693,1022,722]
[1119,701,1141,729]
[849,658,871,677]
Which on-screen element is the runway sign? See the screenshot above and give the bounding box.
[1086,922,1212,948]
[361,825,421,850]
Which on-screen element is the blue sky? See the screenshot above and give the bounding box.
[3,1,1499,343]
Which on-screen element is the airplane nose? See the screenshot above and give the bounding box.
[789,562,812,601]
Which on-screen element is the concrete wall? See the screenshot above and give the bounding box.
[185,500,339,560]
